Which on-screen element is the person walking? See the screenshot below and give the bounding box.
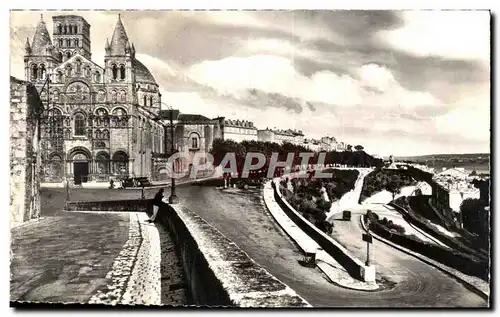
[147,188,164,223]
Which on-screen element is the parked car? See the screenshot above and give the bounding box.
[342,210,352,221]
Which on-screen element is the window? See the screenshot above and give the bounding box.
[143,95,147,106]
[75,59,82,74]
[57,24,62,34]
[74,113,86,136]
[66,65,72,77]
[66,51,71,60]
[31,65,38,80]
[112,64,118,79]
[149,96,153,107]
[39,64,46,80]
[59,39,63,47]
[111,90,117,103]
[56,71,62,83]
[94,72,101,83]
[119,65,125,80]
[120,90,126,102]
[190,134,199,149]
[64,25,67,34]
[75,39,79,47]
[66,39,71,47]
[57,52,63,62]
[74,25,78,33]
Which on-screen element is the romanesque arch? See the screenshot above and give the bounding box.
[95,151,110,175]
[46,152,64,182]
[68,146,91,161]
[112,150,129,175]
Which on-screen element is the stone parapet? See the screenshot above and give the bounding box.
[271,179,375,283]
[155,202,311,307]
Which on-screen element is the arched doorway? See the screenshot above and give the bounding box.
[69,147,91,185]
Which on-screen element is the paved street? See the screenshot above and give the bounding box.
[177,185,487,307]
[10,211,187,306]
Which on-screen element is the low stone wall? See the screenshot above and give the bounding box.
[66,199,151,213]
[365,213,489,281]
[272,182,368,281]
[155,202,311,307]
[392,197,489,261]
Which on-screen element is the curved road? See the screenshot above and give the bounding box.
[177,185,487,307]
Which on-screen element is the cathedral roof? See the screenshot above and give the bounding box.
[109,14,129,56]
[133,58,157,85]
[31,16,52,56]
[178,114,211,122]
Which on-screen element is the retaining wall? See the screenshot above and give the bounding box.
[391,197,489,261]
[365,214,488,281]
[272,182,368,281]
[155,201,311,307]
[66,199,151,213]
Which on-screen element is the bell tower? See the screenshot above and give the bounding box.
[24,15,58,84]
[52,15,91,62]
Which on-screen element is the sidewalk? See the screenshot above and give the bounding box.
[10,211,187,306]
[10,212,130,304]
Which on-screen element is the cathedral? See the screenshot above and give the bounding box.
[24,14,166,185]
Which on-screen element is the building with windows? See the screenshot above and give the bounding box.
[25,14,165,185]
[257,128,303,145]
[215,118,258,142]
[156,112,222,179]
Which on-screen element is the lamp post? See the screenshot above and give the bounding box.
[362,218,373,266]
[153,101,179,204]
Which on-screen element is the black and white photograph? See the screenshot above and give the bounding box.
[8,8,491,309]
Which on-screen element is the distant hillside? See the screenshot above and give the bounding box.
[394,153,490,174]
[396,153,490,161]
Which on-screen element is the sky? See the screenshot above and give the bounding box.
[9,10,491,156]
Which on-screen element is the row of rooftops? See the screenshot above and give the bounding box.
[158,112,348,146]
[404,163,487,194]
[259,128,304,136]
[224,119,256,129]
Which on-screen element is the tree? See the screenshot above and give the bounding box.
[385,181,401,201]
[347,144,353,152]
[460,198,486,235]
[354,145,364,151]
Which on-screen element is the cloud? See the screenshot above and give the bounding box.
[378,11,490,62]
[9,10,490,156]
[187,55,441,113]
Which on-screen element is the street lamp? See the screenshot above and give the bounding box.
[153,101,179,204]
[39,70,70,202]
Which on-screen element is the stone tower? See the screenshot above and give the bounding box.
[52,15,92,61]
[104,14,134,104]
[24,15,58,85]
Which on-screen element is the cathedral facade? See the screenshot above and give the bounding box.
[24,14,165,184]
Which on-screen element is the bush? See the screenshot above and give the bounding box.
[316,199,332,212]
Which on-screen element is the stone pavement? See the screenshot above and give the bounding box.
[10,211,187,306]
